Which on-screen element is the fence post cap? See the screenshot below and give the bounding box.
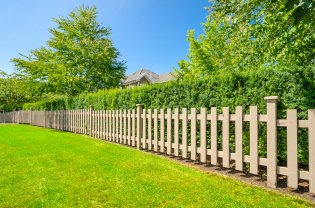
[264,96,279,101]
[136,104,144,107]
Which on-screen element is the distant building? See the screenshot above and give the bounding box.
[121,69,174,88]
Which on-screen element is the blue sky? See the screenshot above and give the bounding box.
[0,0,209,75]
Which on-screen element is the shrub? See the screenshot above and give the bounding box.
[23,65,315,165]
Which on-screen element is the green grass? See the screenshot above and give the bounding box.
[0,124,312,208]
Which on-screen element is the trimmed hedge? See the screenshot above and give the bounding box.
[23,65,315,165]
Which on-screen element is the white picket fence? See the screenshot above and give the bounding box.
[1,96,314,194]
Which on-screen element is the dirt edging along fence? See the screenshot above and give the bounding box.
[1,96,315,194]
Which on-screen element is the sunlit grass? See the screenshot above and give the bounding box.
[0,124,311,207]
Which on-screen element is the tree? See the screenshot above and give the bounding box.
[12,5,126,96]
[0,73,31,111]
[177,0,314,80]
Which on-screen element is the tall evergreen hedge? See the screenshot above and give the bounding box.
[23,65,315,165]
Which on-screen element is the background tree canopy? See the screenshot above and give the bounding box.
[11,6,126,97]
[177,0,314,79]
[0,72,30,111]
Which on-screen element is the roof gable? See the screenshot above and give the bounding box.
[122,69,159,85]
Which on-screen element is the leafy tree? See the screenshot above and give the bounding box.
[177,0,314,79]
[12,5,126,96]
[0,73,31,111]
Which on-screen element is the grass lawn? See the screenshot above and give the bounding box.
[0,124,312,208]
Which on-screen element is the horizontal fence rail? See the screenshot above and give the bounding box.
[1,96,314,194]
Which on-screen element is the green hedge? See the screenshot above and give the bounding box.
[23,65,315,165]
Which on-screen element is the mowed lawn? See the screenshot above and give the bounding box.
[0,125,311,208]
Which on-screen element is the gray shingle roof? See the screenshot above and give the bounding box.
[122,69,159,85]
[158,73,174,83]
[122,69,174,85]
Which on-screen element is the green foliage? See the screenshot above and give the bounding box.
[24,65,314,114]
[0,74,32,111]
[11,5,125,97]
[177,0,315,79]
[24,65,315,165]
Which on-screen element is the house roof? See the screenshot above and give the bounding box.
[122,69,159,85]
[122,69,174,85]
[158,73,174,83]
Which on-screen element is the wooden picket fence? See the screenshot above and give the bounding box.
[1,96,314,194]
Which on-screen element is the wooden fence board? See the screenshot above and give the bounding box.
[153,109,158,152]
[250,106,258,175]
[182,108,188,159]
[309,109,315,193]
[235,106,243,171]
[148,109,152,150]
[132,109,136,147]
[265,96,278,188]
[222,107,230,168]
[167,109,172,155]
[174,108,179,157]
[160,109,165,153]
[127,109,131,145]
[287,109,298,189]
[116,110,119,143]
[190,108,197,161]
[200,108,207,163]
[142,109,147,149]
[136,105,143,149]
[210,107,218,165]
[124,109,127,144]
[120,110,123,143]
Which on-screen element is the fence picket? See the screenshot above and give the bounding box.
[265,96,278,188]
[120,110,123,143]
[160,109,165,153]
[132,109,136,147]
[127,109,131,145]
[153,109,158,152]
[190,108,197,161]
[222,107,230,168]
[210,107,218,165]
[102,110,105,139]
[287,109,298,189]
[249,106,258,175]
[174,108,179,157]
[124,109,127,144]
[110,110,113,141]
[115,110,117,141]
[142,109,147,149]
[200,108,207,163]
[235,106,243,171]
[148,109,152,150]
[136,105,143,149]
[105,110,108,140]
[167,109,172,155]
[182,108,188,159]
[309,109,315,194]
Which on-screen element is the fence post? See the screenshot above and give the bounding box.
[89,105,94,137]
[264,96,278,188]
[136,104,143,150]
